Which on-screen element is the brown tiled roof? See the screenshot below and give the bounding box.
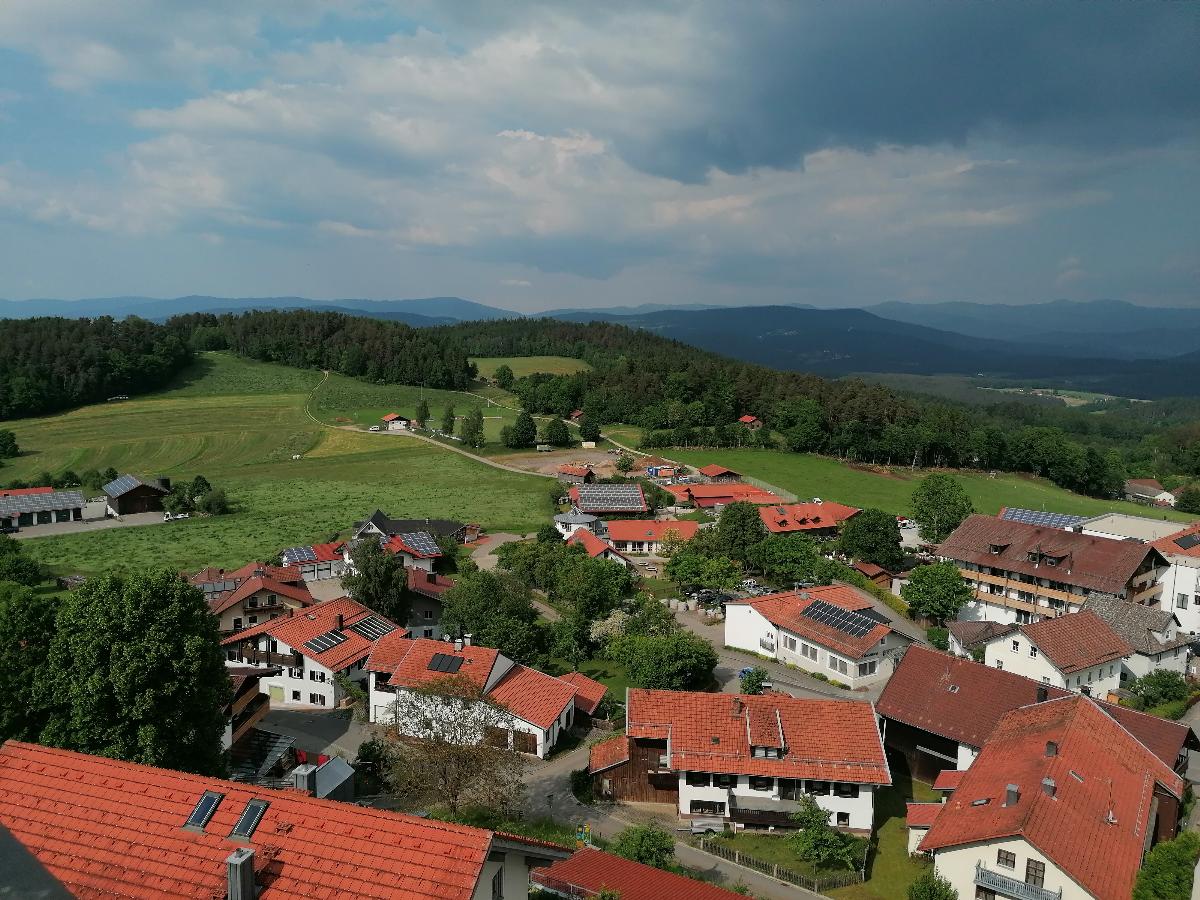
[221,597,395,672]
[698,464,739,478]
[729,585,889,660]
[759,501,860,533]
[938,514,1163,594]
[567,528,629,561]
[1017,610,1131,674]
[919,696,1184,900]
[487,664,577,730]
[209,575,314,616]
[946,619,1013,650]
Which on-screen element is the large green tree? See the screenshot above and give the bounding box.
[747,533,822,583]
[610,823,676,870]
[1134,830,1200,900]
[910,474,973,543]
[716,501,768,564]
[415,398,430,426]
[460,407,486,448]
[503,410,538,448]
[440,570,545,665]
[839,508,904,570]
[343,538,413,626]
[609,630,717,690]
[665,548,741,591]
[441,403,456,435]
[38,569,229,775]
[788,796,863,871]
[1176,487,1200,515]
[543,417,570,446]
[0,535,46,586]
[0,430,19,458]
[902,562,973,623]
[0,583,57,741]
[493,364,515,390]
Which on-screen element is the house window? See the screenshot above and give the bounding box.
[233,617,243,630]
[423,609,434,620]
[309,693,326,706]
[783,635,797,652]
[857,660,877,678]
[779,778,802,800]
[833,783,859,799]
[690,800,725,816]
[1029,646,1038,659]
[1178,593,1188,609]
[749,776,773,792]
[713,774,736,789]
[836,812,850,827]
[802,643,819,661]
[247,616,258,626]
[291,690,300,701]
[807,780,830,795]
[1041,676,1050,684]
[491,866,503,900]
[423,628,434,638]
[226,650,238,661]
[827,656,848,675]
[686,771,711,787]
[310,671,326,683]
[1025,860,1045,888]
[1011,640,1020,653]
[288,667,302,679]
[996,849,1016,869]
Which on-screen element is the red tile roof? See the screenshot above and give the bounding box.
[738,415,759,424]
[1153,520,1200,560]
[877,645,1195,765]
[697,464,739,478]
[488,664,578,729]
[210,576,314,616]
[1126,477,1165,491]
[588,735,631,774]
[221,597,397,672]
[905,802,942,829]
[946,619,1013,651]
[759,501,860,533]
[228,561,309,582]
[381,412,406,422]
[567,528,629,562]
[665,483,782,508]
[729,585,889,660]
[406,566,454,598]
[532,847,749,900]
[0,486,54,497]
[0,739,493,899]
[557,672,608,715]
[938,514,1165,595]
[376,635,501,692]
[626,689,890,785]
[383,533,442,559]
[932,769,965,790]
[852,561,887,578]
[558,464,593,477]
[604,519,699,543]
[919,696,1184,900]
[1016,610,1131,674]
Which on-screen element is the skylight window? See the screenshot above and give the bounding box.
[184,791,223,830]
[970,798,991,807]
[230,799,269,839]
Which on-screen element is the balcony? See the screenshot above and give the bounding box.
[231,694,271,745]
[240,647,300,667]
[759,637,776,652]
[975,863,1062,900]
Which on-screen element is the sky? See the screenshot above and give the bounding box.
[0,1,1196,312]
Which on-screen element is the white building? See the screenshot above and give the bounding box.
[980,610,1128,697]
[919,695,1186,900]
[1152,523,1200,635]
[566,527,632,568]
[553,510,600,538]
[366,632,601,759]
[221,597,400,709]
[725,584,912,689]
[1075,511,1183,543]
[1082,592,1190,682]
[279,542,348,581]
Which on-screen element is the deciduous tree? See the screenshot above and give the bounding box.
[441,570,544,665]
[611,823,675,870]
[717,501,767,564]
[902,562,973,623]
[494,364,515,390]
[0,535,46,586]
[740,666,770,694]
[609,630,717,690]
[908,871,958,900]
[343,538,412,626]
[839,508,904,570]
[415,398,430,426]
[543,417,570,446]
[579,417,601,443]
[441,403,456,435]
[789,796,863,871]
[0,583,56,741]
[910,474,973,543]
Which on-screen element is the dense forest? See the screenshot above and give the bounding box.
[0,317,191,419]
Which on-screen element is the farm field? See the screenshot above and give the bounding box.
[471,355,592,379]
[4,354,552,575]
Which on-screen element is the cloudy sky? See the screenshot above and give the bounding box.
[0,1,1196,311]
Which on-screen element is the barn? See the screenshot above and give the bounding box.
[0,489,85,531]
[103,474,171,516]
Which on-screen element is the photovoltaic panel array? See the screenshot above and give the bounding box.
[0,490,85,517]
[426,652,465,674]
[102,474,142,497]
[281,546,317,565]
[348,615,396,641]
[201,579,237,594]
[1176,533,1200,551]
[801,599,878,638]
[999,507,1086,530]
[575,484,646,511]
[303,629,348,653]
[398,531,440,557]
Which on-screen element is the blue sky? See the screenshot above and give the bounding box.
[0,1,1196,311]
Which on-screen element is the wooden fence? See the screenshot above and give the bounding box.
[695,837,864,893]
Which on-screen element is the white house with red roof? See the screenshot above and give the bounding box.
[0,740,570,900]
[566,527,632,567]
[208,573,315,635]
[759,500,861,538]
[591,689,889,832]
[725,585,913,688]
[279,541,349,581]
[366,633,603,758]
[1152,521,1200,636]
[980,610,1130,697]
[532,846,750,900]
[222,597,400,709]
[604,518,700,554]
[918,695,1185,900]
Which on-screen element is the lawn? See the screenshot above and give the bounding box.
[6,354,554,575]
[549,658,633,698]
[471,356,592,379]
[707,830,864,881]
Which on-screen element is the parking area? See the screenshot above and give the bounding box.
[11,511,166,540]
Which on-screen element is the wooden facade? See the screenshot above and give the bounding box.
[881,718,960,785]
[110,483,168,515]
[594,738,678,804]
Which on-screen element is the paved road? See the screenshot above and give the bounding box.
[261,708,375,758]
[12,510,165,541]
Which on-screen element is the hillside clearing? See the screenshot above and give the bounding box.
[471,355,592,378]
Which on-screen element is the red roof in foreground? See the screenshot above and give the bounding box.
[0,740,492,899]
[556,671,608,715]
[222,597,397,671]
[729,585,889,660]
[488,664,578,729]
[0,486,54,497]
[626,689,890,785]
[920,696,1184,900]
[1016,610,1132,674]
[759,501,861,533]
[533,847,749,900]
[905,802,943,829]
[877,645,1195,765]
[604,518,700,543]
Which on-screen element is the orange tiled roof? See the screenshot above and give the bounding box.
[488,664,578,730]
[567,528,628,561]
[0,739,492,899]
[604,519,700,543]
[371,634,501,692]
[221,597,397,672]
[1153,520,1200,560]
[932,769,965,790]
[532,847,750,900]
[729,585,890,660]
[665,483,782,508]
[920,695,1184,900]
[759,501,860,533]
[557,672,608,715]
[558,464,593,477]
[209,576,314,617]
[626,689,890,784]
[1017,610,1132,674]
[738,415,759,424]
[383,533,442,559]
[905,802,943,829]
[588,735,632,774]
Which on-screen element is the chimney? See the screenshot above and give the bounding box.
[1036,686,1048,703]
[1105,810,1118,825]
[226,848,256,900]
[454,635,464,652]
[1004,784,1020,807]
[293,763,318,795]
[1041,777,1057,798]
[463,633,473,647]
[335,614,344,630]
[287,607,295,618]
[1045,740,1058,757]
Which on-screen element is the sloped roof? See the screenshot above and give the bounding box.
[919,696,1184,900]
[209,576,314,617]
[359,510,465,537]
[0,740,493,899]
[1152,520,1200,560]
[556,672,608,715]
[567,528,628,561]
[221,597,397,672]
[932,769,965,790]
[102,474,168,498]
[728,585,890,660]
[905,802,942,829]
[569,483,650,513]
[0,489,85,517]
[946,619,1013,651]
[488,664,578,729]
[938,514,1164,595]
[626,689,890,785]
[738,415,759,423]
[877,645,1195,765]
[532,847,750,900]
[1126,477,1166,493]
[383,532,443,559]
[1083,592,1191,656]
[588,735,631,774]
[698,464,739,478]
[664,483,782,508]
[369,634,500,692]
[1015,610,1131,674]
[759,501,861,533]
[604,519,699,543]
[557,464,593,477]
[406,566,454,598]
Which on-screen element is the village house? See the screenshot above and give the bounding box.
[353,509,476,544]
[222,597,400,709]
[532,847,751,900]
[556,463,596,485]
[341,530,444,573]
[1124,477,1177,507]
[380,412,410,431]
[664,482,783,509]
[208,571,315,635]
[947,620,1013,657]
[851,560,894,589]
[405,566,455,639]
[875,645,1195,782]
[697,463,742,483]
[738,414,763,431]
[938,514,1168,624]
[278,542,348,581]
[102,473,171,516]
[1082,592,1191,681]
[0,740,570,900]
[569,483,650,515]
[366,632,603,758]
[589,689,890,832]
[553,509,600,538]
[979,610,1129,698]
[725,585,912,688]
[0,487,85,531]
[759,500,861,538]
[603,518,699,554]
[566,527,632,568]
[917,695,1185,900]
[1151,520,1200,635]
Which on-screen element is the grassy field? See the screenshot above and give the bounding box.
[4,354,552,575]
[471,356,592,379]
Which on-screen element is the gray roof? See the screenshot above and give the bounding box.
[102,474,168,498]
[999,507,1086,530]
[573,483,648,512]
[946,619,1014,650]
[554,511,599,524]
[0,490,84,517]
[1083,592,1192,655]
[314,756,354,798]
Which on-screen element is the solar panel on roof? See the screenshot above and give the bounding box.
[303,629,348,653]
[1176,533,1200,551]
[281,545,316,564]
[399,531,440,557]
[801,599,878,638]
[0,490,85,517]
[427,652,464,674]
[230,799,269,838]
[348,615,396,641]
[575,484,646,511]
[999,508,1086,530]
[184,791,223,829]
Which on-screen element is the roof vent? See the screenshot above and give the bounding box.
[711,736,720,745]
[226,847,256,900]
[1069,769,1084,782]
[947,685,959,694]
[1105,810,1118,826]
[1041,777,1057,798]
[1004,784,1020,807]
[731,697,743,715]
[1045,740,1058,757]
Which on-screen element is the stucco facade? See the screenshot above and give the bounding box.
[1162,557,1200,635]
[931,837,1094,900]
[677,772,875,831]
[982,633,1123,697]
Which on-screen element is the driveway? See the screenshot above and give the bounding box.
[470,532,527,570]
[11,511,165,540]
[260,708,376,759]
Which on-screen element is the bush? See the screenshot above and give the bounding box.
[1134,830,1200,900]
[739,666,770,695]
[927,627,949,651]
[611,823,675,870]
[1129,670,1190,709]
[908,870,958,900]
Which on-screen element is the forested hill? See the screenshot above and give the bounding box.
[0,317,191,419]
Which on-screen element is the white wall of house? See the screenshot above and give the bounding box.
[907,825,930,856]
[1162,558,1200,635]
[982,634,1122,697]
[932,837,1092,900]
[956,744,980,771]
[1123,646,1189,682]
[229,638,366,708]
[676,772,875,831]
[218,588,307,633]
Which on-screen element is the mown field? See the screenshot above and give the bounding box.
[4,354,552,575]
[471,355,592,379]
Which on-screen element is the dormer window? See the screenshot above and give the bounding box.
[1027,551,1040,564]
[989,543,1007,555]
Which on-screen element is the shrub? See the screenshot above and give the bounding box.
[1129,670,1189,709]
[1134,830,1200,900]
[611,823,675,870]
[927,627,949,651]
[908,870,958,900]
[569,768,595,805]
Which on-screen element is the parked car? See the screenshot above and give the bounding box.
[163,512,190,522]
[896,516,915,529]
[0,524,19,534]
[368,425,381,432]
